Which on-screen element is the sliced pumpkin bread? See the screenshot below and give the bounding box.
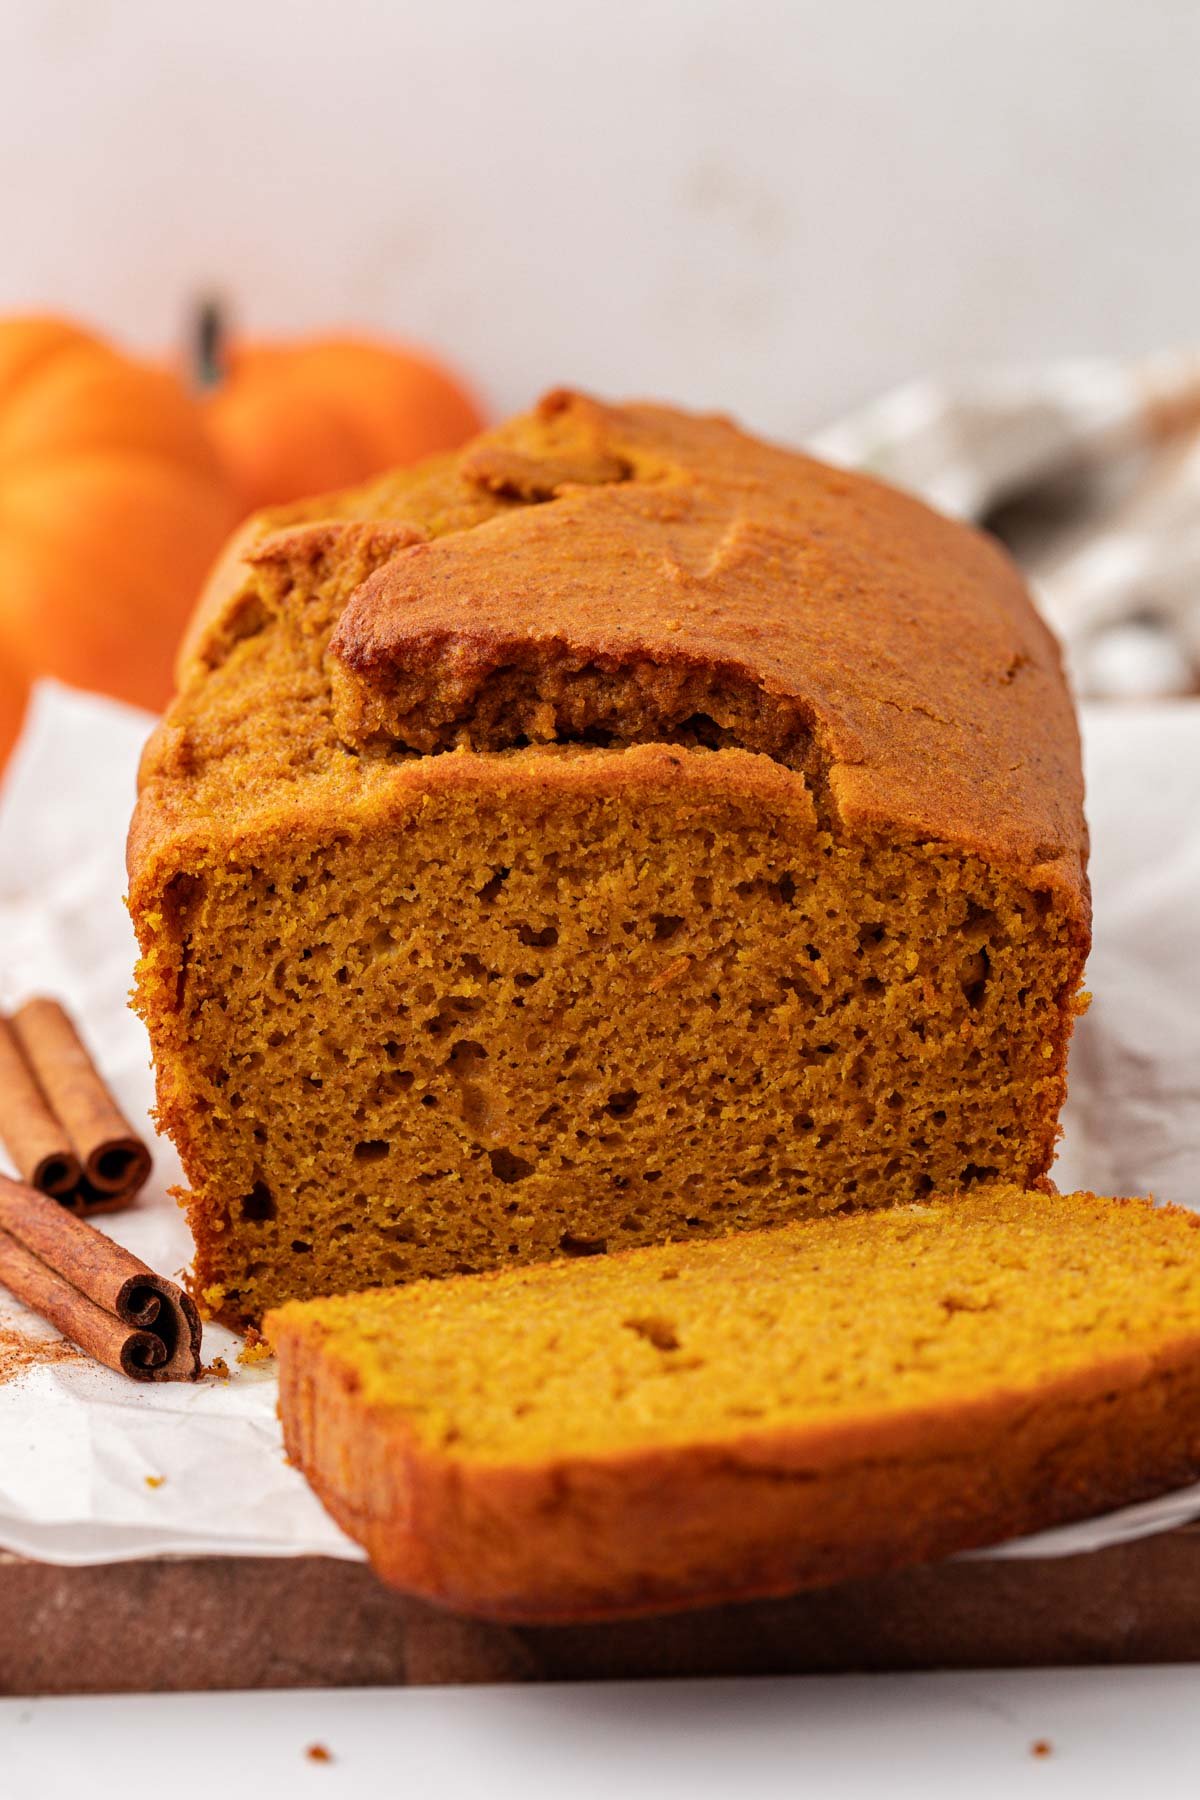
[268,1185,1200,1622]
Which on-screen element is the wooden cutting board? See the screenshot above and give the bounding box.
[5,1526,1200,1694]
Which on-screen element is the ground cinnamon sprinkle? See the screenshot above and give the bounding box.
[0,1324,83,1384]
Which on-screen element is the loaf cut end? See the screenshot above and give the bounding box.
[137,749,1080,1326]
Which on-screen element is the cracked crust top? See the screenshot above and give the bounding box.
[134,389,1088,920]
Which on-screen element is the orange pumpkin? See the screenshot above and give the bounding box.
[197,313,486,513]
[0,317,239,758]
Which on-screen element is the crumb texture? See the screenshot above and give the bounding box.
[135,749,1079,1323]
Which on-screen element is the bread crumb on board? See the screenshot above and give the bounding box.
[305,1743,333,1763]
[238,1325,274,1366]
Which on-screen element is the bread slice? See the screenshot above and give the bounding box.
[268,1186,1200,1623]
[130,392,1089,1326]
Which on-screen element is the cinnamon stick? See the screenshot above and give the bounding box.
[12,999,152,1202]
[0,1018,81,1198]
[0,1175,200,1381]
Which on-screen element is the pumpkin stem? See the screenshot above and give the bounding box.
[193,297,228,391]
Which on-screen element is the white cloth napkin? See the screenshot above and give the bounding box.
[810,353,1200,700]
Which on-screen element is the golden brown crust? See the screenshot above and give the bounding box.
[131,388,1088,928]
[269,1193,1200,1624]
[329,391,1087,909]
[281,1348,1200,1624]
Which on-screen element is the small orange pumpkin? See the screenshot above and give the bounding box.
[196,308,486,514]
[0,317,239,759]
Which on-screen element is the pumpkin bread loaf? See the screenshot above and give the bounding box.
[268,1187,1200,1623]
[129,392,1089,1327]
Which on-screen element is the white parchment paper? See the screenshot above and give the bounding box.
[0,680,1197,1569]
[0,684,356,1564]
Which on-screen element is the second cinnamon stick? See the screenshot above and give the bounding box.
[13,1000,152,1199]
[0,1017,81,1198]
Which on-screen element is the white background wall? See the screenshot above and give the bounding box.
[1,0,1197,439]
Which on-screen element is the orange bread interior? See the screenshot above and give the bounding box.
[269,1186,1200,1622]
